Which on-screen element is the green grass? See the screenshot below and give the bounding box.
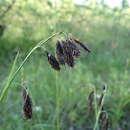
[0,35,130,129]
[0,4,130,129]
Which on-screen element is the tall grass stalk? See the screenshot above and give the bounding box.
[0,52,19,102]
[54,0,61,129]
[55,71,60,130]
[93,85,107,130]
[0,32,62,103]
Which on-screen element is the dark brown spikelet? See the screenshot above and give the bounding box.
[46,51,60,71]
[67,39,80,57]
[74,39,91,53]
[62,40,74,67]
[87,90,94,115]
[56,40,65,65]
[22,89,32,119]
[100,112,109,130]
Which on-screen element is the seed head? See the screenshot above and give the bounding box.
[66,39,80,57]
[46,51,60,71]
[56,40,65,65]
[55,36,91,68]
[22,88,32,119]
[62,40,74,67]
[74,39,91,53]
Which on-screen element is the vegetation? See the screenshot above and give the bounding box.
[0,0,130,130]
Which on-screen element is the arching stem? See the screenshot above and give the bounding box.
[0,32,62,103]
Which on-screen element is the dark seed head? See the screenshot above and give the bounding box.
[56,40,65,65]
[55,36,91,68]
[46,51,60,71]
[67,39,80,57]
[102,84,107,90]
[74,39,91,53]
[62,40,74,67]
[22,88,32,119]
[100,112,109,130]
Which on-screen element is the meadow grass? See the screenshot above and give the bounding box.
[0,8,130,130]
[0,37,130,130]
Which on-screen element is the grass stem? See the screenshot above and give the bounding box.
[0,32,62,103]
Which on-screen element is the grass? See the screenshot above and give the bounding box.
[0,39,130,129]
[0,7,130,130]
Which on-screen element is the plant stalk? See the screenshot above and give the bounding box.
[0,32,62,103]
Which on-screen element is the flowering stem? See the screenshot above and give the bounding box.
[0,32,62,103]
[93,85,107,130]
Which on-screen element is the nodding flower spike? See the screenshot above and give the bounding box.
[46,51,60,71]
[55,36,91,68]
[22,88,32,119]
[67,39,80,57]
[56,40,65,65]
[74,39,91,53]
[65,51,74,67]
[100,112,109,130]
[62,40,74,67]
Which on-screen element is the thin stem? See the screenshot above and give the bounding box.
[93,86,107,130]
[61,32,67,37]
[54,1,60,129]
[93,88,98,130]
[0,32,62,103]
[55,71,60,130]
[0,0,16,19]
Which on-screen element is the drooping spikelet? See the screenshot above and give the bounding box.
[66,38,80,57]
[22,88,32,119]
[56,38,80,67]
[55,35,91,68]
[56,40,65,65]
[100,112,109,130]
[74,39,91,53]
[46,51,60,71]
[62,40,74,67]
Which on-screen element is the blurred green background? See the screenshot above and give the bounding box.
[0,0,130,130]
